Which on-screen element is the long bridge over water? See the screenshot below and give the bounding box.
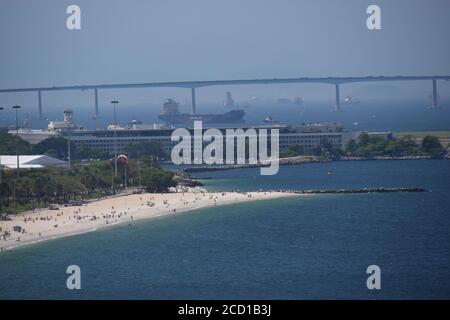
[1,75,449,119]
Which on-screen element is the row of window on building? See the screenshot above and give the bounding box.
[71,133,343,155]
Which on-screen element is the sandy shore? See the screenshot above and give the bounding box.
[0,189,298,252]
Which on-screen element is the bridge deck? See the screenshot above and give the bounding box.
[1,76,449,93]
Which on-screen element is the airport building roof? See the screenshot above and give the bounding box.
[0,155,67,169]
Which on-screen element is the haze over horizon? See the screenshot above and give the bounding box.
[1,0,450,124]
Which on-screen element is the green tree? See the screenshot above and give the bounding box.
[345,139,358,154]
[358,132,371,146]
[123,141,166,160]
[422,136,445,159]
[282,144,305,157]
[0,153,178,213]
[33,136,110,161]
[74,143,110,160]
[33,137,71,160]
[15,177,34,200]
[141,167,176,193]
[0,133,32,155]
[55,175,85,194]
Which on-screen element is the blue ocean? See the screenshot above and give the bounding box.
[1,159,449,299]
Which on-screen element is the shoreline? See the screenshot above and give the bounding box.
[0,189,299,253]
[182,156,449,173]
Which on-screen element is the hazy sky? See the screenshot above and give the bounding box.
[1,0,450,107]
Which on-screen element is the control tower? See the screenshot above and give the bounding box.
[64,108,74,124]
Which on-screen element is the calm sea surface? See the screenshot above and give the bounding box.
[5,98,450,132]
[0,160,449,299]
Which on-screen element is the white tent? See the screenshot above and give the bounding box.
[0,155,67,169]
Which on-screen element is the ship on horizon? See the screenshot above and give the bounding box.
[158,99,245,126]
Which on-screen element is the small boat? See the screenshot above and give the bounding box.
[263,116,279,124]
[294,97,304,106]
[343,96,360,104]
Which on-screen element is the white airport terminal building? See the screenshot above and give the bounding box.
[8,109,346,156]
[63,123,344,156]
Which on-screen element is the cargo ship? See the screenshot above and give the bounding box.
[158,99,245,126]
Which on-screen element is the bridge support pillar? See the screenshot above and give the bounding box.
[94,88,99,117]
[38,90,43,120]
[191,87,196,115]
[334,84,340,112]
[431,79,438,109]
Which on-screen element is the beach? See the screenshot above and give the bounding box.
[0,188,298,252]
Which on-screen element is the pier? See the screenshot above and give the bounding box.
[291,187,428,194]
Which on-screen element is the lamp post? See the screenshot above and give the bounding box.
[67,133,71,169]
[12,105,21,178]
[111,164,115,195]
[137,160,141,190]
[124,164,128,190]
[0,107,3,184]
[110,100,119,177]
[12,105,21,208]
